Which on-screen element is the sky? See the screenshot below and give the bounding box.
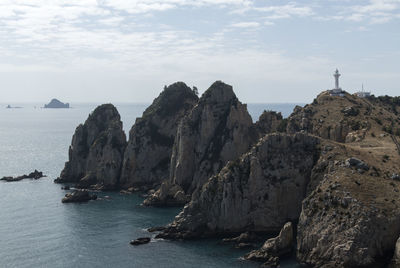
[0,0,399,104]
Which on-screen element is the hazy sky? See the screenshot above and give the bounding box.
[0,0,399,103]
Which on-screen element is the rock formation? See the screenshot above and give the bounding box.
[119,82,198,190]
[1,170,45,182]
[144,81,257,206]
[130,237,151,246]
[296,136,400,267]
[62,190,97,203]
[286,91,400,143]
[255,110,285,136]
[55,104,126,190]
[245,222,294,267]
[390,237,400,267]
[44,98,70,108]
[156,133,320,239]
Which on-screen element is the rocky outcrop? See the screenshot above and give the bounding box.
[156,133,320,238]
[245,222,294,267]
[130,237,151,246]
[297,164,400,267]
[144,81,257,206]
[255,110,284,135]
[44,98,69,108]
[55,104,126,190]
[1,170,45,182]
[286,91,400,145]
[61,190,97,203]
[119,82,198,190]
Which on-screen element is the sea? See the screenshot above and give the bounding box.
[0,102,303,268]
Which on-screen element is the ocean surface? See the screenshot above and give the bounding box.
[0,102,303,268]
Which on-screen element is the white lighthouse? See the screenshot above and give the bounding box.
[330,69,344,96]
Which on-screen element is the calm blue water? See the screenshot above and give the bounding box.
[0,102,301,268]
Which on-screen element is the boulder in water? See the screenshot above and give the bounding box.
[130,237,151,246]
[61,190,97,203]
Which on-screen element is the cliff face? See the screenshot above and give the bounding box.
[296,139,400,267]
[144,81,257,206]
[157,133,320,238]
[119,82,198,189]
[55,104,126,190]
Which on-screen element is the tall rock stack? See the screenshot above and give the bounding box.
[55,104,126,190]
[157,133,320,239]
[144,81,257,206]
[119,82,198,190]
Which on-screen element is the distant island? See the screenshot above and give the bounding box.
[6,104,23,109]
[44,99,70,108]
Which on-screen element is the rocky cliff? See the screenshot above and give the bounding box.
[156,133,320,238]
[119,82,198,190]
[144,81,257,206]
[287,91,400,143]
[55,104,126,190]
[296,138,400,267]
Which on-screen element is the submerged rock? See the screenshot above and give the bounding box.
[61,190,97,203]
[144,81,257,206]
[130,237,151,246]
[120,82,198,189]
[55,104,126,190]
[157,133,320,239]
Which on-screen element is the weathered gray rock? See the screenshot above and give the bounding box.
[345,157,369,171]
[297,181,400,267]
[144,81,257,206]
[255,110,284,135]
[61,190,97,203]
[244,222,294,266]
[392,173,400,181]
[55,104,126,190]
[120,82,198,189]
[156,133,320,238]
[389,237,400,267]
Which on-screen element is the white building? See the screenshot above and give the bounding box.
[330,69,345,96]
[355,84,371,98]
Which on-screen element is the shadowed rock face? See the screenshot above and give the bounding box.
[144,81,258,206]
[157,133,320,239]
[119,82,198,189]
[55,104,126,190]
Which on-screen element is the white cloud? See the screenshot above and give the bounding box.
[0,0,399,102]
[231,21,260,28]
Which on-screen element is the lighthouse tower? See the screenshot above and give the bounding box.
[330,69,344,96]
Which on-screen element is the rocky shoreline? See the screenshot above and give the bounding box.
[55,81,400,267]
